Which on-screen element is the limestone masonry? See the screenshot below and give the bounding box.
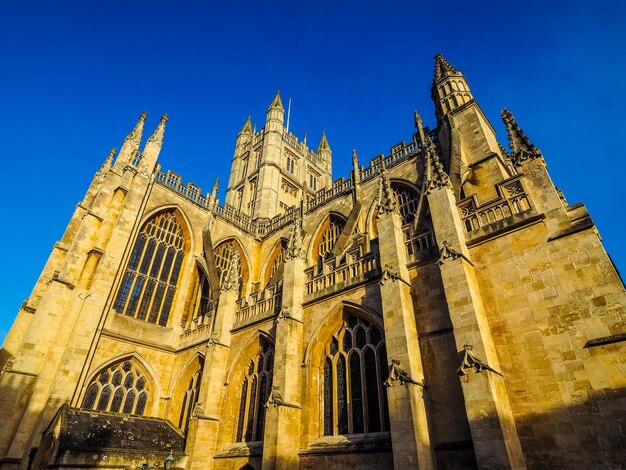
[1,54,624,469]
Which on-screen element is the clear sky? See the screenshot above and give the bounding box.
[1,1,625,344]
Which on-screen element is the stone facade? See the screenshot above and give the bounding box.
[1,55,624,470]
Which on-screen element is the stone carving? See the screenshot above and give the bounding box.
[275,306,291,323]
[424,139,451,193]
[146,114,168,146]
[220,250,240,292]
[456,344,502,379]
[125,112,147,145]
[501,109,542,167]
[437,241,462,265]
[265,386,300,408]
[379,266,412,289]
[286,206,304,260]
[384,359,424,388]
[376,166,399,215]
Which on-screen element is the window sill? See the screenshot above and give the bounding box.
[214,441,263,459]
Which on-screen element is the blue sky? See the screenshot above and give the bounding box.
[1,1,625,343]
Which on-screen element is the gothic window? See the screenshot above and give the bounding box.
[178,368,202,433]
[263,240,287,287]
[391,183,419,226]
[286,156,295,173]
[213,241,246,295]
[114,211,185,327]
[191,269,213,320]
[314,215,346,261]
[322,314,389,436]
[82,360,149,416]
[236,338,274,443]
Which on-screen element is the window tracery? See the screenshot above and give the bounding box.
[191,269,213,320]
[114,211,185,326]
[391,183,419,226]
[82,360,149,416]
[213,241,246,295]
[314,215,346,261]
[236,338,274,443]
[264,240,287,287]
[323,314,389,436]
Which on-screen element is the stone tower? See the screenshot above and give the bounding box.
[0,54,624,470]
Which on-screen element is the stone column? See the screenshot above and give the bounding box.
[376,173,435,470]
[427,184,526,469]
[186,255,240,470]
[261,233,305,469]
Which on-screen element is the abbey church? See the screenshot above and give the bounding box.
[1,55,624,469]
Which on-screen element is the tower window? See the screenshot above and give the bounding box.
[82,360,149,416]
[286,156,295,173]
[236,338,274,442]
[114,211,185,327]
[323,314,388,436]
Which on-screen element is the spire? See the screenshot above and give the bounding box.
[239,115,252,135]
[501,109,542,166]
[352,149,359,170]
[146,114,168,146]
[125,112,147,144]
[317,131,330,152]
[212,177,219,196]
[376,166,398,216]
[269,90,284,110]
[433,53,460,83]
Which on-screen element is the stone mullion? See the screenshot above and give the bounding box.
[377,207,435,470]
[360,349,370,433]
[427,185,526,469]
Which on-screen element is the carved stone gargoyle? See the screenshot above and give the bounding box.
[384,359,425,388]
[265,386,300,409]
[456,344,503,381]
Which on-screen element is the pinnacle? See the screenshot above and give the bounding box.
[126,112,147,144]
[269,90,284,110]
[433,53,460,83]
[240,115,252,134]
[317,131,330,152]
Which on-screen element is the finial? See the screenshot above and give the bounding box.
[317,131,330,152]
[212,177,219,196]
[352,149,358,169]
[414,110,426,144]
[125,112,147,144]
[433,53,460,83]
[501,108,542,167]
[376,165,398,216]
[269,90,284,110]
[96,147,116,177]
[146,113,168,146]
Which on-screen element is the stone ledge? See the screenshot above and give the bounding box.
[214,441,263,459]
[547,217,594,242]
[300,432,391,455]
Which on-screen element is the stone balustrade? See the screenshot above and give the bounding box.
[458,175,532,233]
[235,285,282,326]
[404,229,438,262]
[305,252,380,298]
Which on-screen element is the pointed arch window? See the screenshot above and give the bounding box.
[191,268,214,321]
[114,211,186,326]
[322,314,389,436]
[391,183,419,226]
[82,360,149,416]
[314,215,346,261]
[263,240,287,288]
[235,338,274,443]
[178,367,202,433]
